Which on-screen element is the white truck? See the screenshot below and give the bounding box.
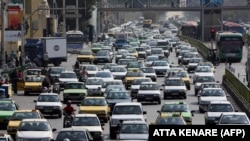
[24,37,67,67]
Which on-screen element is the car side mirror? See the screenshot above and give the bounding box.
[109,111,112,116]
[52,128,57,132]
[143,111,147,114]
[235,109,238,112]
[33,100,37,102]
[162,84,165,86]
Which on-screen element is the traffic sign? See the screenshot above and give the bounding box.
[64,14,82,18]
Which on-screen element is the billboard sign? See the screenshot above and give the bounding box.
[4,31,22,41]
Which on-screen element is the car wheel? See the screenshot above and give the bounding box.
[199,107,204,113]
[109,128,116,139]
[58,113,62,118]
[183,95,187,99]
[158,99,161,105]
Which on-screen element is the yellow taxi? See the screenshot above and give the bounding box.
[169,70,191,90]
[77,50,94,63]
[18,69,44,91]
[127,48,138,58]
[78,97,110,123]
[123,70,145,89]
[24,75,45,95]
[151,113,187,125]
[7,109,44,136]
[198,62,216,73]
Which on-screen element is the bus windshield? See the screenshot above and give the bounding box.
[220,41,242,53]
[66,34,84,43]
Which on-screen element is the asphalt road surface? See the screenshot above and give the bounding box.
[0,43,245,141]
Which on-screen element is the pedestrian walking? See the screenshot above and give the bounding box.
[10,69,18,95]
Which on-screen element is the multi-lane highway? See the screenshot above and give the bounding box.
[0,42,246,140]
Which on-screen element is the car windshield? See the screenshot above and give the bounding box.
[25,76,44,82]
[161,104,189,112]
[208,104,234,112]
[86,79,103,85]
[141,68,155,73]
[151,50,163,54]
[126,72,144,77]
[132,79,151,85]
[110,67,126,72]
[0,102,16,111]
[201,89,225,96]
[96,72,112,78]
[135,48,145,51]
[60,73,77,78]
[196,76,215,83]
[92,44,102,48]
[201,84,220,89]
[199,63,213,68]
[81,98,107,106]
[56,131,87,141]
[140,84,158,90]
[113,105,142,115]
[107,91,130,99]
[18,121,50,131]
[127,63,141,68]
[103,64,117,69]
[50,68,65,74]
[117,51,128,55]
[165,79,184,86]
[11,112,40,120]
[118,60,130,65]
[106,87,125,93]
[171,71,187,77]
[120,124,148,134]
[152,61,168,66]
[65,83,85,89]
[37,95,60,102]
[95,51,108,56]
[146,56,158,61]
[72,117,100,126]
[157,42,168,46]
[156,117,185,125]
[85,66,97,71]
[128,49,136,53]
[195,67,212,72]
[189,58,202,63]
[220,115,249,124]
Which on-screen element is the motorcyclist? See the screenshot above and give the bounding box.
[42,77,51,92]
[63,100,75,128]
[81,66,88,76]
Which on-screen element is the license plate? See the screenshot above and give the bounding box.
[145,97,153,100]
[172,93,179,95]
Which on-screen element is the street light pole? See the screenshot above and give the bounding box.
[63,0,66,37]
[1,0,6,68]
[76,0,79,30]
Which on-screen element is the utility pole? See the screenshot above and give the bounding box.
[1,0,6,68]
[76,0,79,30]
[63,0,66,37]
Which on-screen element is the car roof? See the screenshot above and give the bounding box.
[21,119,47,122]
[84,97,105,99]
[75,114,98,117]
[141,82,158,85]
[167,77,182,80]
[59,127,88,132]
[115,102,142,106]
[210,101,231,104]
[220,112,247,116]
[164,101,187,105]
[122,120,147,124]
[39,93,59,96]
[87,77,103,80]
[61,71,75,73]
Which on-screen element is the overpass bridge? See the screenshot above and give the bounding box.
[97,0,250,41]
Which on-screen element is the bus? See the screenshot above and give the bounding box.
[223,21,246,35]
[215,31,244,62]
[66,30,85,53]
[180,21,199,38]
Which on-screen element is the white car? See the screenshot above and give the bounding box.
[110,66,127,80]
[144,56,159,67]
[151,48,164,57]
[194,74,217,96]
[137,82,161,104]
[162,77,187,99]
[218,112,250,125]
[59,71,78,88]
[71,114,104,141]
[16,119,56,141]
[102,80,123,93]
[193,66,214,83]
[205,101,235,125]
[85,77,103,96]
[96,71,114,82]
[117,120,148,140]
[109,102,147,139]
[140,67,157,82]
[187,58,203,72]
[34,93,63,118]
[151,60,170,76]
[130,78,152,98]
[198,88,228,113]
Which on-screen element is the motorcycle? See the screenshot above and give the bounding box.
[79,74,87,82]
[53,83,60,94]
[63,113,73,128]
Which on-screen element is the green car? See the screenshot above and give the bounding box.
[127,61,144,72]
[63,82,88,103]
[0,99,19,128]
[91,43,103,53]
[157,101,194,125]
